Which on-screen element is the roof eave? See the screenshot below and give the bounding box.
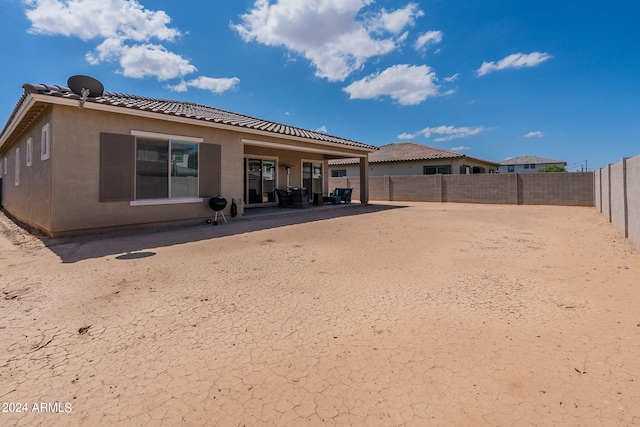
[10,94,375,154]
[0,94,37,151]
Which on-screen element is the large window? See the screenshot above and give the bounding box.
[100,132,219,204]
[331,169,346,177]
[507,165,515,172]
[424,165,450,175]
[136,138,198,200]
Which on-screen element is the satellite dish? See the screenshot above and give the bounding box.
[68,75,104,97]
[67,75,104,108]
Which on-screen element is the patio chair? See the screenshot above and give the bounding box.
[291,188,309,208]
[330,188,352,204]
[275,188,293,207]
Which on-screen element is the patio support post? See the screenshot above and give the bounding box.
[323,159,329,195]
[360,156,369,204]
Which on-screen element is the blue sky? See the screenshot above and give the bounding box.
[1,0,639,171]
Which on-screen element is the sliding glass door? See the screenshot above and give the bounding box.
[245,158,276,205]
[302,162,323,196]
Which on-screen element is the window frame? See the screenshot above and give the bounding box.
[424,165,451,175]
[133,134,201,202]
[331,169,347,177]
[100,132,220,205]
[507,165,515,173]
[41,123,51,161]
[26,137,33,167]
[15,147,20,186]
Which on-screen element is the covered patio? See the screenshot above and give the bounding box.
[242,137,373,212]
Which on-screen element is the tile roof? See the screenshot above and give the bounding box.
[329,142,497,165]
[499,155,566,165]
[1,83,375,151]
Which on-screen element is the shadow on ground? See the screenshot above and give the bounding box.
[39,204,407,263]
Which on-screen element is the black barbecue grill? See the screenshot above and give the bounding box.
[207,196,227,225]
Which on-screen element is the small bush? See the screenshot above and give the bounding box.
[537,165,567,172]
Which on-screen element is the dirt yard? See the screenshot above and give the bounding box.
[1,202,639,426]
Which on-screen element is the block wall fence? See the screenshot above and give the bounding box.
[594,155,640,250]
[329,172,594,208]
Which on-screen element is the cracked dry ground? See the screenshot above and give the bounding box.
[1,202,640,426]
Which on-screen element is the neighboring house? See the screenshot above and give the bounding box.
[498,156,567,173]
[328,142,498,177]
[0,81,376,237]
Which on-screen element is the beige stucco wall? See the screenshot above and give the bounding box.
[47,105,248,235]
[0,108,53,233]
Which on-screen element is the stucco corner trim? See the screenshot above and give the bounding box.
[130,198,204,207]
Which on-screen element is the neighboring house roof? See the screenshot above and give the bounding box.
[0,83,376,152]
[328,142,498,166]
[499,156,566,166]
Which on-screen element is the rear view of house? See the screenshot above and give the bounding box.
[0,78,376,236]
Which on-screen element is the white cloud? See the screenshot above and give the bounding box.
[167,80,188,92]
[397,132,417,140]
[233,0,423,82]
[118,45,195,80]
[450,146,471,151]
[343,64,439,105]
[524,131,545,138]
[24,0,238,91]
[396,31,409,43]
[167,76,241,93]
[444,73,460,82]
[87,40,196,80]
[368,3,424,34]
[414,30,442,51]
[315,125,328,133]
[24,0,181,42]
[477,52,552,76]
[399,125,487,142]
